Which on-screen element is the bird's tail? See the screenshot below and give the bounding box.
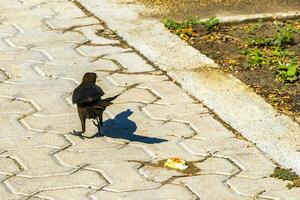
[93,94,120,109]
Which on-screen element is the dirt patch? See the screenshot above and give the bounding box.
[165,19,300,122]
[136,0,300,20]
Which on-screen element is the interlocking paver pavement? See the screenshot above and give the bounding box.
[0,0,299,199]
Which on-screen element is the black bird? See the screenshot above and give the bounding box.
[72,72,120,136]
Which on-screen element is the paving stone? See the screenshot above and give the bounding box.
[21,91,74,115]
[39,59,120,77]
[262,187,300,200]
[114,88,157,104]
[76,45,130,57]
[9,31,86,47]
[106,102,195,138]
[0,114,28,139]
[65,134,123,152]
[133,138,202,161]
[215,147,277,178]
[0,0,24,11]
[6,170,106,195]
[76,25,120,45]
[0,133,67,151]
[139,164,182,183]
[89,162,160,192]
[175,175,253,200]
[5,17,50,32]
[180,114,234,139]
[0,156,21,175]
[44,1,86,19]
[0,79,76,96]
[105,52,154,73]
[0,49,48,62]
[0,98,35,115]
[37,187,93,200]
[0,61,48,82]
[195,157,239,175]
[21,114,83,133]
[3,147,75,177]
[138,81,194,105]
[46,17,99,30]
[142,103,208,121]
[181,137,249,156]
[108,73,168,87]
[0,24,19,36]
[228,177,288,197]
[57,145,151,167]
[91,184,197,200]
[0,183,22,200]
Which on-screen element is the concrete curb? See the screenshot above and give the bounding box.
[77,0,300,174]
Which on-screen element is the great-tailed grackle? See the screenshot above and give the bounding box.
[72,72,120,136]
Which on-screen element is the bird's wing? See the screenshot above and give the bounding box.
[72,84,104,104]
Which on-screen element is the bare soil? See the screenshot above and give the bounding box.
[187,20,300,122]
[136,0,300,20]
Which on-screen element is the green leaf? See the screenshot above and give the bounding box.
[287,65,297,77]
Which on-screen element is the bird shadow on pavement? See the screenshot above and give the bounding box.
[90,109,168,144]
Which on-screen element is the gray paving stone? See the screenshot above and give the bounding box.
[89,162,160,192]
[76,25,120,45]
[180,114,234,139]
[133,138,202,161]
[57,145,151,167]
[104,52,154,73]
[0,183,22,200]
[0,49,49,62]
[44,1,86,19]
[262,187,300,200]
[76,45,130,58]
[91,184,197,200]
[139,164,182,183]
[46,17,99,30]
[3,147,75,177]
[0,133,67,151]
[228,177,288,197]
[106,102,195,138]
[21,91,74,115]
[142,103,208,121]
[9,31,86,48]
[175,175,253,200]
[114,88,157,104]
[65,134,123,152]
[215,148,277,178]
[0,114,29,139]
[181,137,249,156]
[39,59,120,77]
[0,156,21,175]
[0,61,48,82]
[195,157,239,175]
[0,24,19,36]
[21,114,82,133]
[138,81,194,105]
[0,98,35,115]
[0,0,24,11]
[6,170,106,195]
[108,73,168,87]
[37,187,94,200]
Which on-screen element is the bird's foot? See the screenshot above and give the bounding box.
[70,130,85,140]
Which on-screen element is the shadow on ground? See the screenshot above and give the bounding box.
[90,109,167,144]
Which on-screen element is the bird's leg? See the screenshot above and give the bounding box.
[71,108,86,139]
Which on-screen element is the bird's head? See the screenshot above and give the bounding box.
[82,72,97,84]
